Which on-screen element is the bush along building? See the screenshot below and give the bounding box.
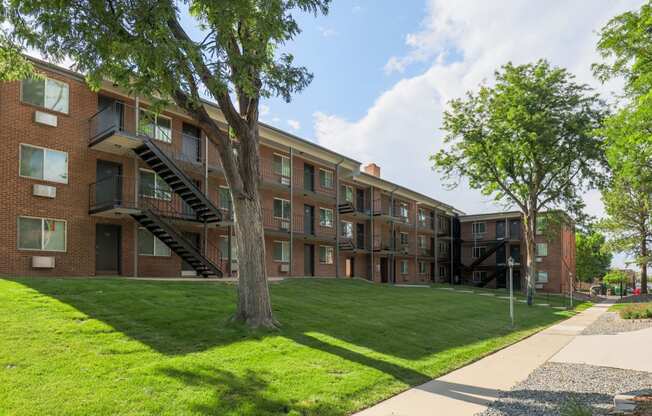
[0,59,575,292]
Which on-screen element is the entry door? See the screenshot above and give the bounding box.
[430,263,435,281]
[97,96,124,133]
[509,220,520,240]
[303,164,315,192]
[356,223,365,249]
[304,244,315,276]
[380,258,388,283]
[182,123,202,163]
[356,189,365,212]
[304,205,315,234]
[346,257,355,277]
[96,224,121,274]
[182,232,201,272]
[96,160,122,207]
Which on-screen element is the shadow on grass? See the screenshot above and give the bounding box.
[13,278,564,382]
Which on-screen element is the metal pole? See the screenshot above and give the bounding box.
[289,147,294,276]
[509,260,514,327]
[370,185,374,281]
[569,272,573,309]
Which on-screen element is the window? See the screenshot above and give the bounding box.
[439,216,449,232]
[21,78,69,114]
[536,243,548,257]
[418,261,427,274]
[398,202,408,218]
[140,169,171,200]
[139,110,172,143]
[342,185,353,202]
[273,198,291,220]
[472,245,487,258]
[319,246,334,264]
[439,265,447,278]
[219,187,232,210]
[273,154,290,177]
[138,228,171,256]
[19,144,68,184]
[319,208,333,227]
[273,241,289,262]
[439,241,449,256]
[341,221,353,238]
[537,271,549,283]
[18,216,66,252]
[400,260,409,275]
[418,209,427,225]
[319,169,334,189]
[418,235,427,249]
[400,232,409,245]
[472,222,486,235]
[219,236,238,261]
[473,271,488,282]
[536,217,546,235]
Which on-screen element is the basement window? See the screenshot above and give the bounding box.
[472,271,488,282]
[137,228,171,257]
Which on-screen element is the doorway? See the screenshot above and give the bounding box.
[95,224,121,274]
[303,163,315,192]
[304,244,315,276]
[356,223,365,249]
[303,204,315,235]
[181,232,201,275]
[380,257,389,283]
[356,189,365,212]
[95,160,122,208]
[345,257,355,278]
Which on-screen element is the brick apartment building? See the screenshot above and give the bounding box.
[0,59,575,292]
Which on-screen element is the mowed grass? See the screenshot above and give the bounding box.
[0,278,588,416]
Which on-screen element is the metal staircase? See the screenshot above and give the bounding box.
[133,199,223,277]
[134,138,222,224]
[469,240,506,268]
[337,202,355,214]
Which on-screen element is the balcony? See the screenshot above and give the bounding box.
[418,247,435,257]
[293,175,336,203]
[260,158,291,190]
[396,241,415,256]
[262,209,291,234]
[89,175,225,227]
[372,234,393,252]
[417,217,435,232]
[89,101,222,173]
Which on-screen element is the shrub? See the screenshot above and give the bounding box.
[620,303,652,319]
[560,399,592,416]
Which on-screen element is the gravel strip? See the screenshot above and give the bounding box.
[581,312,652,335]
[477,363,652,416]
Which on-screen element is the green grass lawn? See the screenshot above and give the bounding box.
[0,278,588,416]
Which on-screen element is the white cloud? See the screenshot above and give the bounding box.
[314,0,643,267]
[287,119,301,131]
[318,26,338,38]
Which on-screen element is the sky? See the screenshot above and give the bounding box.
[254,0,644,268]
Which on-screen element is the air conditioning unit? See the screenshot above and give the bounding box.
[280,221,290,231]
[280,177,291,186]
[231,262,239,271]
[279,263,290,273]
[33,184,57,198]
[535,257,543,263]
[34,110,58,127]
[32,256,55,268]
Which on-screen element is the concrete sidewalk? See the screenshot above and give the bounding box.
[354,303,611,416]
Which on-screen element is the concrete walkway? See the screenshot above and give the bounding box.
[354,303,611,416]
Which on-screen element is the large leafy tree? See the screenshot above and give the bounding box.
[575,229,612,283]
[594,1,652,294]
[0,4,35,80]
[6,0,330,328]
[433,60,606,305]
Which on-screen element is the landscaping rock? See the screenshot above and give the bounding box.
[581,312,652,335]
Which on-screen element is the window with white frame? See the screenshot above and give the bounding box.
[273,154,291,177]
[319,169,334,189]
[400,260,409,275]
[319,207,333,227]
[272,241,289,262]
[219,236,238,261]
[400,232,409,245]
[140,169,172,200]
[418,235,427,249]
[138,227,171,256]
[418,261,427,274]
[19,144,68,184]
[439,216,449,232]
[18,216,66,252]
[273,198,290,220]
[536,216,546,235]
[537,271,549,283]
[536,242,548,256]
[439,241,449,256]
[472,222,486,235]
[21,77,69,114]
[139,110,172,143]
[473,270,488,282]
[418,208,427,225]
[218,187,231,210]
[319,246,334,264]
[472,245,487,258]
[341,184,353,202]
[341,221,353,238]
[398,202,408,218]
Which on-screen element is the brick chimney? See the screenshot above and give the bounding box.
[363,163,381,178]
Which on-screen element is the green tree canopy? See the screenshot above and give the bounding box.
[602,270,629,286]
[433,60,606,304]
[575,230,612,283]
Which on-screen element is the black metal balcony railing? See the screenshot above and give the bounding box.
[417,217,435,231]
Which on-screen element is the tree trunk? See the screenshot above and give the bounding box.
[231,194,276,328]
[641,239,648,295]
[523,212,537,306]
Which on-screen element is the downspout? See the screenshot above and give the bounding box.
[370,185,374,281]
[203,133,208,259]
[133,97,140,277]
[434,208,439,283]
[450,215,454,284]
[414,202,419,282]
[389,186,399,284]
[289,147,294,276]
